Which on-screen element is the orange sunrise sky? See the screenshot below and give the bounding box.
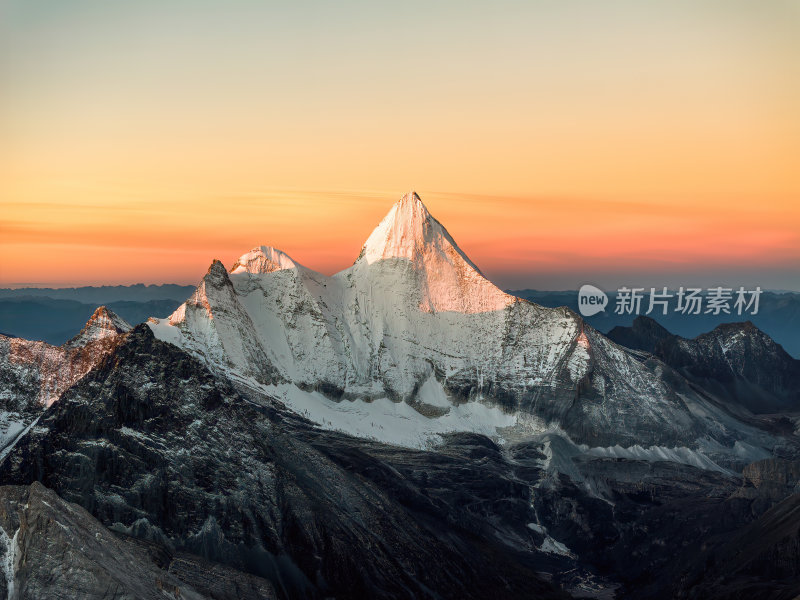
[1,1,799,290]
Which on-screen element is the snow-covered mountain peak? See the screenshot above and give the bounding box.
[2,306,133,408]
[140,191,783,459]
[166,260,233,327]
[353,191,514,314]
[230,246,298,275]
[205,259,230,285]
[360,191,449,264]
[66,306,132,348]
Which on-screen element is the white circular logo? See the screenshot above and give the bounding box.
[578,284,608,316]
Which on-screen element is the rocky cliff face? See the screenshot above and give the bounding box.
[0,306,131,460]
[0,325,568,600]
[0,306,131,408]
[0,481,202,600]
[0,481,276,600]
[733,458,800,505]
[674,492,800,599]
[608,316,800,414]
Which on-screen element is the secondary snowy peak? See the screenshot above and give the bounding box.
[168,260,230,325]
[2,306,131,408]
[230,246,298,275]
[152,259,283,385]
[355,191,514,314]
[611,318,800,414]
[66,306,132,348]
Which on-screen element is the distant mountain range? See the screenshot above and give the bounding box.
[4,286,797,358]
[510,289,800,358]
[0,296,184,345]
[607,316,800,416]
[0,283,195,303]
[0,285,193,345]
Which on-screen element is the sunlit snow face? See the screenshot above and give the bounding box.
[230,246,297,275]
[357,192,515,314]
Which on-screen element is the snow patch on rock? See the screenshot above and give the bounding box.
[416,374,451,408]
[585,443,729,473]
[266,382,517,449]
[0,525,18,599]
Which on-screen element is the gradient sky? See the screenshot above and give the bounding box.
[1,1,799,290]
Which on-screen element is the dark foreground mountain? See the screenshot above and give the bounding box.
[0,325,798,598]
[675,490,800,599]
[0,481,277,599]
[607,316,800,415]
[0,325,569,599]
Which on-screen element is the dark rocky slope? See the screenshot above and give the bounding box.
[608,316,800,414]
[0,325,567,600]
[1,324,799,598]
[0,482,277,600]
[0,481,203,600]
[0,306,131,411]
[675,492,800,599]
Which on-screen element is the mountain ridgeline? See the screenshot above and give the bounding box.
[607,316,800,415]
[0,192,798,599]
[512,288,800,359]
[145,192,792,461]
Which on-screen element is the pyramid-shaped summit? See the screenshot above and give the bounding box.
[66,306,132,348]
[355,191,514,314]
[360,191,434,263]
[360,191,476,268]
